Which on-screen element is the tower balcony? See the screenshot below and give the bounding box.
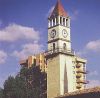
[19,60,27,66]
[76,74,82,78]
[76,79,89,84]
[76,57,87,63]
[76,69,88,74]
[76,84,82,89]
[45,48,75,58]
[76,63,82,68]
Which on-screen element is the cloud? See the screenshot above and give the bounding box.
[76,49,87,57]
[12,42,44,60]
[87,80,100,88]
[0,50,7,64]
[0,24,40,42]
[76,39,100,56]
[70,9,79,21]
[46,6,54,18]
[86,40,100,52]
[88,70,99,76]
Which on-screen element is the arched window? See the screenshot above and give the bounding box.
[63,43,67,50]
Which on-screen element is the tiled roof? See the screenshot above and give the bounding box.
[57,87,100,98]
[49,0,68,18]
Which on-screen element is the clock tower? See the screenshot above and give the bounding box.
[46,0,87,98]
[48,0,71,53]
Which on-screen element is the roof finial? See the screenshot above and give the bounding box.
[57,0,61,3]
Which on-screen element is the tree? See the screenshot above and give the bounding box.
[20,66,42,98]
[3,65,47,98]
[3,75,27,98]
[15,75,27,98]
[3,76,16,98]
[0,88,4,98]
[19,65,47,98]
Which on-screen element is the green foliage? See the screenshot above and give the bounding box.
[2,65,47,98]
[0,88,4,98]
[3,76,16,98]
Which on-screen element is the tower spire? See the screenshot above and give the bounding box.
[49,0,68,18]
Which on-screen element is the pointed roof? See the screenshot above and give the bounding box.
[49,0,68,18]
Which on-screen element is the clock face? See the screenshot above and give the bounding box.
[62,29,68,38]
[50,29,56,38]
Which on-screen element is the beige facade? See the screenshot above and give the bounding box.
[46,0,87,98]
[20,53,47,73]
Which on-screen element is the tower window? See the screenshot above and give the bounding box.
[63,18,65,26]
[56,17,58,24]
[63,43,67,50]
[53,43,55,51]
[60,17,62,25]
[53,18,55,26]
[34,59,36,66]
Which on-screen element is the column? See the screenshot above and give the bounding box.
[48,19,50,28]
[61,17,63,25]
[68,18,70,27]
[58,16,60,24]
[51,19,53,27]
[65,18,66,26]
[66,19,68,27]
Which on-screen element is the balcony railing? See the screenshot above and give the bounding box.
[76,84,82,89]
[45,48,75,57]
[76,69,88,74]
[76,68,88,74]
[76,79,89,84]
[20,60,27,65]
[76,74,82,78]
[76,63,82,68]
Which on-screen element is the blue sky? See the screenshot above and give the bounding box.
[0,0,100,88]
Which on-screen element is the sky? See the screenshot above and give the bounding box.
[0,0,100,88]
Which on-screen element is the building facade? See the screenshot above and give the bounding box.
[20,53,47,73]
[20,1,88,98]
[45,0,88,98]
